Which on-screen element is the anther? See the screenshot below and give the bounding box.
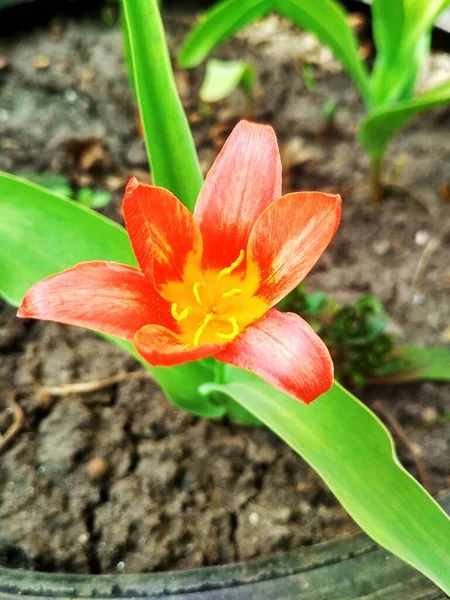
[193,313,213,346]
[193,281,202,305]
[218,250,245,281]
[222,288,243,299]
[171,303,190,322]
[216,317,240,341]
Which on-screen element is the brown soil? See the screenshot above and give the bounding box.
[0,5,449,574]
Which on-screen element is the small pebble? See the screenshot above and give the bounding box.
[78,533,89,545]
[421,407,439,423]
[65,89,77,103]
[372,240,390,256]
[33,55,50,69]
[415,230,430,246]
[248,512,260,525]
[116,561,125,572]
[412,293,425,306]
[86,457,108,481]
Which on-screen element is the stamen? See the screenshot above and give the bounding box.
[193,281,202,305]
[216,317,240,341]
[171,303,190,322]
[222,288,243,299]
[193,313,213,346]
[218,250,245,281]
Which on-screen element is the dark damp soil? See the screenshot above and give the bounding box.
[0,5,449,574]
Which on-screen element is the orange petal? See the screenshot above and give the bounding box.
[216,309,333,404]
[17,261,172,339]
[194,121,282,270]
[123,178,203,287]
[134,325,221,367]
[248,191,341,306]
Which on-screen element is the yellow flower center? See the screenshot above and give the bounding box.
[160,250,267,347]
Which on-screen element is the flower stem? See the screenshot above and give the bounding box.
[370,156,383,204]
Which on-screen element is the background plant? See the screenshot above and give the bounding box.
[179,0,450,202]
[279,284,450,386]
[0,0,449,592]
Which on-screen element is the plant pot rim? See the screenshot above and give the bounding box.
[0,493,448,599]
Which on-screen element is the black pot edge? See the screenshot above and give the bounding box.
[0,493,448,599]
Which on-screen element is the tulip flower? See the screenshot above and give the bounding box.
[18,121,341,404]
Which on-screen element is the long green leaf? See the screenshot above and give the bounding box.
[179,0,272,68]
[370,1,432,104]
[370,0,450,105]
[358,79,450,158]
[369,345,450,383]
[121,0,202,211]
[202,369,450,593]
[273,0,371,105]
[0,173,223,418]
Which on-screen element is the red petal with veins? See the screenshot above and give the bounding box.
[123,178,203,287]
[216,309,333,404]
[17,261,172,339]
[134,325,221,367]
[194,121,282,271]
[247,191,341,307]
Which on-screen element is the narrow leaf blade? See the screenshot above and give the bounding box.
[369,345,450,383]
[274,0,371,105]
[202,369,450,593]
[358,79,450,158]
[370,0,449,105]
[179,0,272,68]
[121,0,203,211]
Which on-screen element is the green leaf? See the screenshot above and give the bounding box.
[17,172,73,198]
[369,345,450,383]
[358,79,450,159]
[201,370,450,593]
[0,172,223,419]
[179,0,272,69]
[370,0,449,105]
[370,2,431,103]
[199,58,256,103]
[273,0,371,105]
[121,0,203,211]
[77,188,112,209]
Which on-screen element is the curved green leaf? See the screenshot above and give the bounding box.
[369,345,450,383]
[370,0,450,105]
[179,0,272,68]
[358,79,450,158]
[273,0,371,105]
[0,173,223,419]
[201,370,450,593]
[200,58,256,103]
[121,0,203,211]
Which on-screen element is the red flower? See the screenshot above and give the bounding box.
[18,121,341,404]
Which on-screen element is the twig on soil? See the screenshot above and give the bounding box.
[410,234,441,291]
[38,371,154,398]
[371,399,431,492]
[0,393,25,452]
